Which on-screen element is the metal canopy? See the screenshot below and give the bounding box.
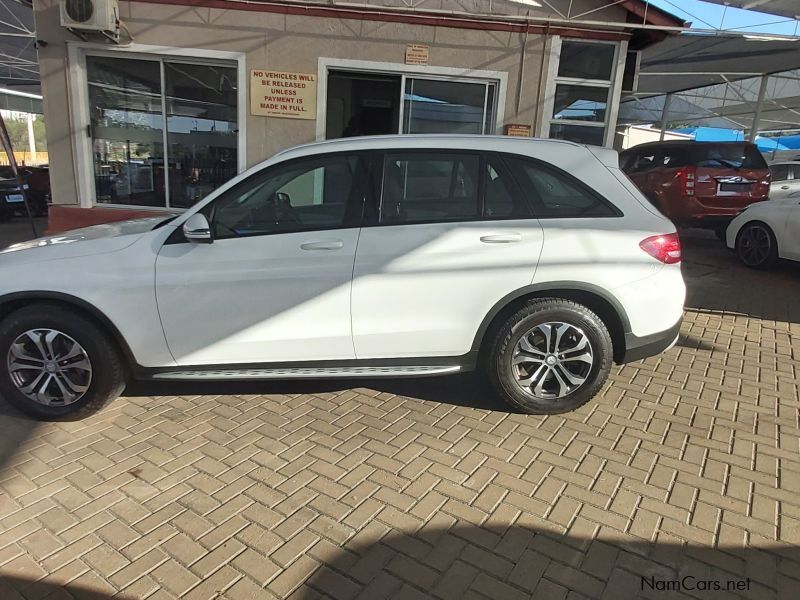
[0,0,37,93]
[700,1,799,20]
[635,32,800,95]
[620,32,800,139]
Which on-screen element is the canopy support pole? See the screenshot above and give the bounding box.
[749,74,769,142]
[659,93,673,141]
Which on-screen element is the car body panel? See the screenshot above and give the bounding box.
[725,197,799,258]
[769,162,800,201]
[155,228,360,365]
[0,135,686,371]
[352,219,545,358]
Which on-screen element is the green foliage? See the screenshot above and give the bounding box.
[1,113,48,153]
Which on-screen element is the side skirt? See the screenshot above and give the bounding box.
[135,353,479,382]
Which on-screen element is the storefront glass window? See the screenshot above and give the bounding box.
[87,55,238,208]
[552,84,608,123]
[557,41,615,81]
[549,123,605,147]
[545,39,618,147]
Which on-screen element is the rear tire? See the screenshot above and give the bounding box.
[736,222,778,269]
[486,298,613,415]
[0,304,127,420]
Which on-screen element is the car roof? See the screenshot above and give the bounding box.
[623,140,759,150]
[275,134,584,158]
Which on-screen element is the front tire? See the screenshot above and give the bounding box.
[486,299,613,415]
[736,222,778,269]
[0,304,127,420]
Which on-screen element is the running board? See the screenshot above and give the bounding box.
[151,364,461,381]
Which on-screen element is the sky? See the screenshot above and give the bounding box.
[648,0,800,36]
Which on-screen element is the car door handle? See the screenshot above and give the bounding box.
[782,185,791,190]
[480,233,522,244]
[300,240,344,251]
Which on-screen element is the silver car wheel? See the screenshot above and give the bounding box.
[7,329,92,406]
[511,322,594,400]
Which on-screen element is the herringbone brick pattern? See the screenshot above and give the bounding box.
[1,231,800,599]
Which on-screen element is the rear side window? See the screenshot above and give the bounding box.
[661,146,690,168]
[380,153,480,224]
[506,156,620,218]
[619,151,636,172]
[629,150,661,173]
[690,144,767,169]
[772,164,790,181]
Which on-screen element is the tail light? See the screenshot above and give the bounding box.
[640,233,682,264]
[675,167,696,196]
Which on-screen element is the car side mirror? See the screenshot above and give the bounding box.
[183,213,213,244]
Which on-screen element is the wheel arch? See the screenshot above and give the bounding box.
[0,291,136,366]
[472,283,630,364]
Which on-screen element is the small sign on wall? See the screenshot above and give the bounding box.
[505,124,533,137]
[405,44,430,65]
[250,70,317,120]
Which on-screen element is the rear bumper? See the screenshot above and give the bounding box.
[620,319,682,364]
[669,196,768,225]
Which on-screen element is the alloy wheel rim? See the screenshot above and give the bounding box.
[511,322,594,400]
[7,329,92,406]
[739,225,771,266]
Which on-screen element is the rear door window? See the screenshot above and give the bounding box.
[483,158,532,219]
[380,152,480,224]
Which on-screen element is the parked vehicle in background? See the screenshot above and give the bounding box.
[769,162,800,201]
[0,166,50,220]
[0,135,685,419]
[727,194,800,269]
[619,141,771,238]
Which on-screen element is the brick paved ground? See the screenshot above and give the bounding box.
[1,229,800,599]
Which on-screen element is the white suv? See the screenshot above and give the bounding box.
[0,136,685,419]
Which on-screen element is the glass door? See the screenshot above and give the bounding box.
[402,77,497,135]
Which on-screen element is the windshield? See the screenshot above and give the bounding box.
[690,144,766,170]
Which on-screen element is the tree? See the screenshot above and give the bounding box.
[0,112,48,156]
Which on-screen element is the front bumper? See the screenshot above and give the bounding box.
[620,319,682,364]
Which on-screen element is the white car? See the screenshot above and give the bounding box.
[727,194,800,269]
[769,162,800,201]
[0,135,685,419]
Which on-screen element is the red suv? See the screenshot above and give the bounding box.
[619,141,771,234]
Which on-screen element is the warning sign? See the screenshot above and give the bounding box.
[250,70,317,120]
[405,44,430,65]
[505,124,533,137]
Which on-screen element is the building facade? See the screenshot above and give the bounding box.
[32,0,682,230]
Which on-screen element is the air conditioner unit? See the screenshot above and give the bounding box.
[60,0,119,34]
